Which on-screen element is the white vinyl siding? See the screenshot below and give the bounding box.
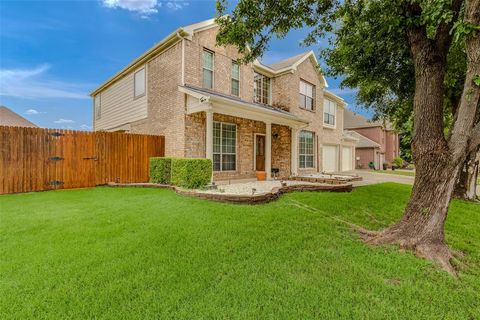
[299,130,315,168]
[134,68,145,98]
[299,80,314,111]
[213,122,236,171]
[93,66,148,131]
[231,61,240,96]
[94,95,101,120]
[203,49,214,89]
[324,99,336,126]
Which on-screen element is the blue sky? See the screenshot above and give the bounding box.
[0,0,365,130]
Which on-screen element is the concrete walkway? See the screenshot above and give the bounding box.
[352,170,415,187]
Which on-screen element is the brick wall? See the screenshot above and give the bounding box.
[130,41,185,157]
[184,27,255,103]
[355,148,376,169]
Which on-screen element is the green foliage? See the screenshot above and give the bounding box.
[474,75,480,87]
[216,0,469,159]
[170,158,212,189]
[1,185,479,318]
[393,156,405,168]
[149,157,173,184]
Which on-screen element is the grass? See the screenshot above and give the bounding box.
[1,184,479,319]
[369,169,416,177]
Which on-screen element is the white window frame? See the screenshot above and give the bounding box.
[299,80,315,111]
[299,130,315,169]
[231,61,240,96]
[94,94,101,120]
[254,72,271,105]
[202,49,214,89]
[213,121,237,172]
[323,99,336,128]
[134,67,146,99]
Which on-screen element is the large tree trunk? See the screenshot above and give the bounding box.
[364,0,480,275]
[453,148,479,200]
[366,49,461,274]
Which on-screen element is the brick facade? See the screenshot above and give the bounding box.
[93,20,356,181]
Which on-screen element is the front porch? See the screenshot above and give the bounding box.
[180,85,310,181]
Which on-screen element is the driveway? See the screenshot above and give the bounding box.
[352,170,414,187]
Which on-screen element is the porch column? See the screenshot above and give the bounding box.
[265,122,272,180]
[291,127,298,176]
[205,110,213,160]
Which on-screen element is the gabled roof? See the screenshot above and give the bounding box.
[91,17,329,96]
[345,130,381,148]
[344,108,388,129]
[253,51,329,87]
[0,106,38,128]
[267,52,311,71]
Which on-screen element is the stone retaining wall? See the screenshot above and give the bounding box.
[107,182,353,205]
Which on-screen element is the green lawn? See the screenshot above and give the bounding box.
[370,169,416,177]
[1,184,479,319]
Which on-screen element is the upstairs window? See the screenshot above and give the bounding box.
[94,95,101,120]
[203,49,214,89]
[324,99,336,126]
[231,61,240,96]
[254,72,271,105]
[299,130,315,168]
[299,80,314,111]
[134,68,145,98]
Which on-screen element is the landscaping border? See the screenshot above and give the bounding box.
[290,175,362,184]
[107,182,353,205]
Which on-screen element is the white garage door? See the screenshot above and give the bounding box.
[342,146,353,171]
[323,145,338,172]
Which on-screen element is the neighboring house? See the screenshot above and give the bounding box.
[344,109,400,169]
[0,106,38,128]
[90,18,357,181]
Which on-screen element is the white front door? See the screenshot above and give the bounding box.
[323,145,338,172]
[341,146,353,171]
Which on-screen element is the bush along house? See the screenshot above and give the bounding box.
[90,18,358,182]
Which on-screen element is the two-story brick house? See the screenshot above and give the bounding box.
[344,109,400,169]
[91,18,357,181]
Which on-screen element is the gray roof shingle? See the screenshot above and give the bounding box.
[0,106,38,128]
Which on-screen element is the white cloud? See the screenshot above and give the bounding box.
[24,109,45,115]
[103,0,159,15]
[102,0,188,16]
[0,64,89,100]
[80,124,92,130]
[54,118,75,124]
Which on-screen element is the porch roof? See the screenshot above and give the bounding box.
[178,85,309,127]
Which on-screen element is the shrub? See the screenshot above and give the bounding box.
[171,158,212,189]
[149,157,173,184]
[368,162,375,169]
[393,156,404,168]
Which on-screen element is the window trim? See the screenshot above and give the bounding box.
[94,94,101,120]
[134,67,146,99]
[213,121,237,172]
[298,130,315,169]
[254,71,272,105]
[299,79,315,111]
[231,61,240,96]
[202,48,214,89]
[323,99,336,128]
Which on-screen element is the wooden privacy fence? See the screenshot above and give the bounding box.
[0,126,165,194]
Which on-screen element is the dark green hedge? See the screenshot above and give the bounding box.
[171,158,212,189]
[149,157,173,184]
